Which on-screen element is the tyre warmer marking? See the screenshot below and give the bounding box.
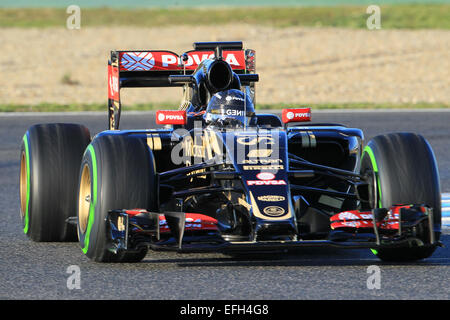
[22,134,30,234]
[81,145,97,254]
[362,145,381,256]
[362,145,382,208]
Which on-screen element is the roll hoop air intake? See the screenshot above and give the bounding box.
[169,41,258,93]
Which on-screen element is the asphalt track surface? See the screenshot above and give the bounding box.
[0,110,449,300]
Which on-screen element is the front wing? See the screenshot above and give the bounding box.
[106,204,440,254]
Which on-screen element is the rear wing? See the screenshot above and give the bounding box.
[108,43,255,130]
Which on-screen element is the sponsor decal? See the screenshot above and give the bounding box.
[247,149,273,158]
[119,50,245,71]
[286,111,295,120]
[120,52,155,71]
[156,110,186,125]
[337,211,361,220]
[263,206,285,217]
[247,171,285,186]
[247,180,286,186]
[256,172,275,180]
[249,191,291,221]
[159,214,218,232]
[161,54,178,67]
[184,50,244,70]
[237,136,274,146]
[186,168,206,176]
[186,168,207,178]
[329,206,418,231]
[107,64,119,101]
[225,109,245,116]
[243,165,284,170]
[242,159,282,164]
[257,195,285,202]
[225,95,245,102]
[237,136,276,159]
[282,108,311,123]
[337,211,372,221]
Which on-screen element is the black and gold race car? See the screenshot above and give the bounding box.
[19,42,442,262]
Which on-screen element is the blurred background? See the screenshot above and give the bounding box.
[0,0,448,111]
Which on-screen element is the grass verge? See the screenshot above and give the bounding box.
[1,102,448,112]
[0,5,449,29]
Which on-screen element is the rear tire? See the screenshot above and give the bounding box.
[19,123,91,241]
[77,134,157,262]
[360,132,441,262]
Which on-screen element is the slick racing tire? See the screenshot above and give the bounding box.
[360,132,441,262]
[19,123,91,241]
[77,135,157,263]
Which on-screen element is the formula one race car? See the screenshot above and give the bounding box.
[19,41,442,262]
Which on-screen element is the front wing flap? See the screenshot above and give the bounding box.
[329,204,436,247]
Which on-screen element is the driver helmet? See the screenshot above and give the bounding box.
[203,89,255,128]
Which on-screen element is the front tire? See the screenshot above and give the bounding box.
[360,132,441,262]
[19,123,91,241]
[77,134,157,262]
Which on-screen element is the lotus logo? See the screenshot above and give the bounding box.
[263,206,285,217]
